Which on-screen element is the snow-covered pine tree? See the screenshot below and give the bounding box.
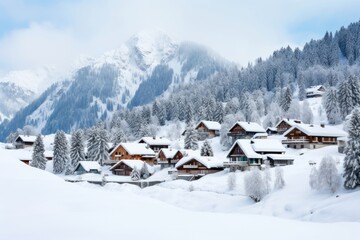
[53,130,69,174]
[200,140,213,156]
[285,99,301,120]
[227,172,236,191]
[323,88,342,124]
[317,156,341,193]
[87,127,98,162]
[348,75,360,108]
[112,127,126,147]
[338,80,353,118]
[138,123,151,138]
[141,163,150,179]
[309,166,319,190]
[301,100,314,124]
[214,102,224,123]
[244,168,267,202]
[274,166,285,190]
[94,128,109,166]
[281,86,293,112]
[298,76,306,101]
[69,129,85,174]
[343,108,360,189]
[30,134,47,170]
[184,126,199,150]
[130,166,141,181]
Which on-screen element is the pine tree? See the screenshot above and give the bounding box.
[338,80,353,118]
[323,88,342,124]
[348,75,360,108]
[30,134,47,170]
[301,100,314,124]
[53,130,69,174]
[274,166,285,190]
[112,127,126,147]
[200,140,214,156]
[94,128,109,166]
[281,87,292,112]
[298,77,306,101]
[68,129,85,174]
[130,167,141,181]
[184,127,199,150]
[141,163,150,179]
[87,127,98,162]
[343,108,360,189]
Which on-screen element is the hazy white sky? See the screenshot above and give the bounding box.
[0,0,359,75]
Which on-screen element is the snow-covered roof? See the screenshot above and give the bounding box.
[283,124,347,138]
[196,120,221,131]
[230,122,266,133]
[110,160,154,174]
[16,135,37,143]
[139,137,171,146]
[306,85,325,93]
[110,143,156,156]
[275,118,302,128]
[175,156,224,169]
[252,133,268,139]
[251,139,286,153]
[44,151,53,158]
[228,140,263,159]
[76,161,101,172]
[159,148,180,159]
[266,127,277,132]
[266,154,295,161]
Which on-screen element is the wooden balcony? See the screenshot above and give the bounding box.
[224,161,248,167]
[282,139,309,144]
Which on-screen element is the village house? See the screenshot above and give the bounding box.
[227,121,266,143]
[266,127,278,135]
[109,143,156,165]
[275,118,302,134]
[282,123,347,149]
[251,132,268,139]
[13,135,37,149]
[306,85,326,98]
[74,161,102,175]
[157,148,183,169]
[175,156,225,177]
[225,139,294,171]
[194,120,221,140]
[110,160,154,176]
[138,137,171,152]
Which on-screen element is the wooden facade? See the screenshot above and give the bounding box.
[110,145,155,165]
[158,150,183,169]
[176,158,224,175]
[111,162,134,176]
[195,122,219,140]
[226,144,262,168]
[14,138,35,149]
[227,124,252,141]
[276,121,292,134]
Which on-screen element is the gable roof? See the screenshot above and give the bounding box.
[227,140,264,159]
[266,127,278,132]
[15,135,37,143]
[159,148,181,159]
[110,143,156,156]
[110,160,154,174]
[275,118,302,128]
[76,161,101,172]
[139,137,171,146]
[266,154,295,161]
[283,124,347,138]
[175,156,224,169]
[230,121,266,133]
[252,132,268,139]
[195,120,221,131]
[306,85,325,93]
[250,139,286,153]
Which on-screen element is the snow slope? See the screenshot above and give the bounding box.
[0,146,359,240]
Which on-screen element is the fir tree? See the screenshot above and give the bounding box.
[338,80,353,118]
[87,127,98,162]
[94,128,109,166]
[112,127,126,147]
[281,87,292,112]
[69,129,85,174]
[343,108,360,189]
[274,166,285,190]
[130,167,141,181]
[298,77,306,101]
[200,140,213,156]
[30,134,47,170]
[184,127,199,150]
[53,130,69,174]
[323,88,342,124]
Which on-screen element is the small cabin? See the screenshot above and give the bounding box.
[306,85,325,98]
[138,137,171,152]
[14,135,37,149]
[110,160,154,176]
[195,120,221,140]
[158,148,183,169]
[109,143,156,165]
[175,156,224,176]
[282,123,347,149]
[275,118,302,134]
[227,121,266,143]
[74,161,101,175]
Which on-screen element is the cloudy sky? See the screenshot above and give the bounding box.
[0,0,359,75]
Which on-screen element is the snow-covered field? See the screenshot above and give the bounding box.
[1,143,360,240]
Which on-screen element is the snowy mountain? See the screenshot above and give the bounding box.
[0,31,230,139]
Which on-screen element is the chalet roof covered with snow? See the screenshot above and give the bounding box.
[110,143,156,156]
[266,127,277,132]
[159,148,180,159]
[227,140,264,159]
[139,137,171,146]
[306,85,325,93]
[251,139,286,153]
[275,118,302,128]
[230,122,266,133]
[266,154,295,161]
[15,135,37,143]
[283,124,347,137]
[175,156,224,169]
[252,133,268,139]
[76,161,101,172]
[110,160,154,173]
[196,120,221,131]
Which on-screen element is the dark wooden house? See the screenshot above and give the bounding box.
[74,161,101,175]
[110,160,154,176]
[138,137,171,152]
[109,143,156,165]
[195,120,221,140]
[227,121,266,143]
[14,135,37,149]
[275,118,302,134]
[175,156,224,176]
[157,148,183,169]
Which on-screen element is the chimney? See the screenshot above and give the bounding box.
[320,123,325,128]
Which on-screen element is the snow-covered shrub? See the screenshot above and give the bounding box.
[188,184,194,192]
[244,168,267,202]
[310,156,341,193]
[130,167,141,181]
[274,166,285,190]
[141,163,150,179]
[227,172,236,191]
[201,140,214,156]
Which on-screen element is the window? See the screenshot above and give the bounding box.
[301,145,304,149]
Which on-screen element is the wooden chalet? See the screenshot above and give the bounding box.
[306,85,325,98]
[195,120,221,140]
[275,118,302,134]
[19,157,31,165]
[227,121,266,143]
[110,160,154,176]
[138,137,171,152]
[175,156,224,176]
[282,123,347,149]
[14,135,37,149]
[74,161,101,175]
[109,143,156,165]
[157,148,183,169]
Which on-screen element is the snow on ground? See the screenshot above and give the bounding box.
[1,146,359,240]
